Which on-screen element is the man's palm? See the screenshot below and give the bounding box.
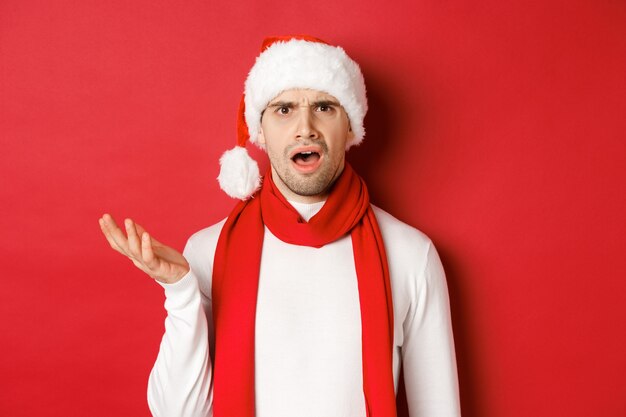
[99,214,190,284]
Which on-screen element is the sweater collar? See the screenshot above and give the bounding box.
[287,199,326,222]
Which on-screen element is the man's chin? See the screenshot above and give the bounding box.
[281,171,330,197]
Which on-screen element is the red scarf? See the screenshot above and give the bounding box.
[211,163,397,416]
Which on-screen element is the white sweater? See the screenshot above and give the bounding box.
[147,203,461,417]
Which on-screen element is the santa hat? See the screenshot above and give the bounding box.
[217,34,368,200]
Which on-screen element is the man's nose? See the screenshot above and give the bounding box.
[295,107,319,140]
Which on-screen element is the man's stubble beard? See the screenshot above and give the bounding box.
[269,140,342,197]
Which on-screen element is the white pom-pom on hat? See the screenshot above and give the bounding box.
[217,95,261,200]
[217,34,368,200]
[217,146,261,200]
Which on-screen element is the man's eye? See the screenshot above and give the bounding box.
[318,105,331,112]
[277,107,290,115]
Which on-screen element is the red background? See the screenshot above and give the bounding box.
[1,1,625,416]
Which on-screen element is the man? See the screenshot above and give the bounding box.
[99,35,461,417]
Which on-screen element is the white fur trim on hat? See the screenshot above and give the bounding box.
[217,146,261,200]
[244,39,368,150]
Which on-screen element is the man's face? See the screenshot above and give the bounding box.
[258,88,355,203]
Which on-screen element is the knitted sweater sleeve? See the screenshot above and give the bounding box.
[147,237,213,417]
[401,241,461,417]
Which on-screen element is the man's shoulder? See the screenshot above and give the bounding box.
[181,218,228,295]
[371,204,433,252]
[184,217,228,257]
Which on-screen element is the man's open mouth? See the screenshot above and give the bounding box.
[289,147,323,173]
[292,151,321,166]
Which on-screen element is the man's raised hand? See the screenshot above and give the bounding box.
[98,213,190,284]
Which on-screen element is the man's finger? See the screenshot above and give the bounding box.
[134,221,147,237]
[101,214,132,255]
[126,218,142,259]
[99,215,126,254]
[134,222,164,247]
[141,232,159,270]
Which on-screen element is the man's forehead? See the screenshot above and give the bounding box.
[268,88,339,104]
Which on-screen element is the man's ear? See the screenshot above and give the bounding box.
[346,124,355,141]
[258,127,266,145]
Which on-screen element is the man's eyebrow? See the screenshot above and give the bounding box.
[266,101,295,108]
[266,100,341,108]
[314,100,340,107]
